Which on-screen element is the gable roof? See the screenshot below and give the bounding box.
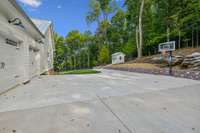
[112,52,125,57]
[8,0,44,38]
[31,18,52,34]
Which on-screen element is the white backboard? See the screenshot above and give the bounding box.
[159,41,175,52]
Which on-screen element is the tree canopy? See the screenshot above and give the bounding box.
[54,0,200,71]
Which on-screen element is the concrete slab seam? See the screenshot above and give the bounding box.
[96,95,134,133]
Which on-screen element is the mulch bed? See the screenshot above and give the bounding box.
[105,66,200,80]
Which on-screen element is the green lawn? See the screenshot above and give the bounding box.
[59,69,101,75]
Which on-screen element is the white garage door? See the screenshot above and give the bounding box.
[0,36,21,93]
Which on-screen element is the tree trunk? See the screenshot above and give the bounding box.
[78,55,81,69]
[178,30,181,49]
[192,29,194,48]
[70,56,73,70]
[87,49,90,68]
[136,26,140,57]
[138,0,145,58]
[167,27,170,42]
[74,56,76,70]
[196,29,199,48]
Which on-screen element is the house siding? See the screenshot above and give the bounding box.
[0,14,38,93]
[39,25,54,74]
[0,1,54,94]
[0,35,21,93]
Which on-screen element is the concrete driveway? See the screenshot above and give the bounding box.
[0,69,200,133]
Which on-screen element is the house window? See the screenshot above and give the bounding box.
[5,38,21,49]
[6,39,18,46]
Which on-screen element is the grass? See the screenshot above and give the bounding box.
[59,69,101,75]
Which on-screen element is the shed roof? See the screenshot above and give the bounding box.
[112,52,125,57]
[31,18,52,34]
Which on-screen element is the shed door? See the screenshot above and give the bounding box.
[0,36,20,93]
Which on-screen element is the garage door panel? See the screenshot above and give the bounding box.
[0,37,20,93]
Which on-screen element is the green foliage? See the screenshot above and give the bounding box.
[54,0,200,71]
[86,0,117,24]
[86,0,101,24]
[122,39,137,59]
[65,30,83,50]
[98,46,110,64]
[107,9,129,53]
[125,0,200,55]
[53,33,65,71]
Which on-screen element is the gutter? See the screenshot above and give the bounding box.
[8,0,45,38]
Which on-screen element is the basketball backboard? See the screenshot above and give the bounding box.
[159,41,175,52]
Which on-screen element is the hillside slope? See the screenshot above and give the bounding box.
[105,48,200,80]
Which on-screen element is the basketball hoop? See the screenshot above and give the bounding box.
[159,41,175,52]
[158,41,176,75]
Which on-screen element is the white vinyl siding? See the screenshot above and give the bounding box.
[0,36,21,93]
[0,3,54,93]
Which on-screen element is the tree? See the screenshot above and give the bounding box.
[54,0,200,71]
[53,33,65,71]
[107,9,128,53]
[86,0,118,53]
[86,0,117,24]
[96,20,111,45]
[98,46,110,64]
[138,0,145,58]
[125,0,144,58]
[122,39,137,59]
[86,0,101,25]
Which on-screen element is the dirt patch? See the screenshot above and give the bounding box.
[130,48,200,64]
[110,63,161,70]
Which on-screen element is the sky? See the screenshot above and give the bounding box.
[17,0,125,37]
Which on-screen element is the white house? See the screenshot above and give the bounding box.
[0,0,54,94]
[112,52,125,65]
[31,18,54,74]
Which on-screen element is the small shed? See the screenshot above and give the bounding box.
[112,52,125,65]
